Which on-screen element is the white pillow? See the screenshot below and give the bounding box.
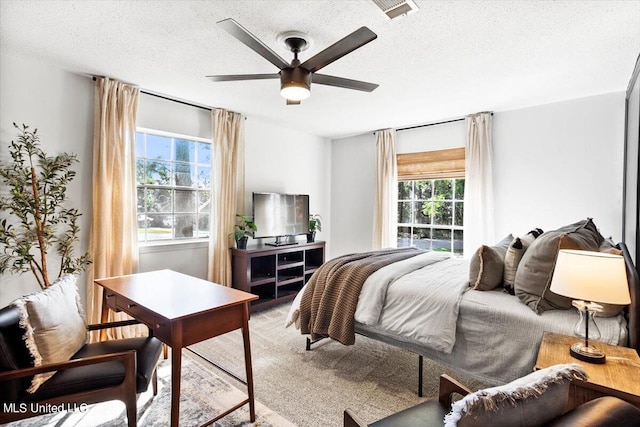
[12,275,87,393]
[444,363,587,427]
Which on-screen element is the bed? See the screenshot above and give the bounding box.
[286,236,639,387]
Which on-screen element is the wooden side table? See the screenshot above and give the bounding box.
[535,331,640,409]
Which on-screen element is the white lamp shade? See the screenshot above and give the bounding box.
[550,249,631,305]
[280,84,310,101]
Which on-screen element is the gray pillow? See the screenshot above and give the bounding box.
[503,228,543,294]
[444,363,587,427]
[469,235,513,291]
[514,218,604,313]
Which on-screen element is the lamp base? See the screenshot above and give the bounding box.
[570,342,606,364]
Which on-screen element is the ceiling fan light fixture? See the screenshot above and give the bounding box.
[281,83,311,101]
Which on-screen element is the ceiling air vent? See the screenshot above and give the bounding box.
[371,0,419,19]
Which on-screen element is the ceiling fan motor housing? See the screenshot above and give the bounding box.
[280,67,311,91]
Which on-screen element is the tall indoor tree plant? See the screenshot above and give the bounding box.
[0,123,91,289]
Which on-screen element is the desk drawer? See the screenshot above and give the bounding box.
[116,295,156,327]
[103,291,119,311]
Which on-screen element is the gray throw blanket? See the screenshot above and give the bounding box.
[299,247,423,345]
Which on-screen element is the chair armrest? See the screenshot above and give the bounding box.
[0,350,136,382]
[87,319,142,331]
[438,374,472,407]
[344,408,368,427]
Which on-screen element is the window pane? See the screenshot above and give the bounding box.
[146,189,172,213]
[198,191,210,210]
[136,133,144,157]
[432,229,452,252]
[136,159,145,185]
[145,160,171,185]
[434,180,452,199]
[413,227,432,250]
[197,142,211,164]
[137,187,145,213]
[145,214,173,240]
[398,182,413,200]
[397,226,413,247]
[175,214,196,238]
[146,134,171,160]
[414,180,432,200]
[454,201,464,226]
[455,179,465,200]
[433,201,453,225]
[398,201,412,223]
[197,166,211,188]
[416,201,431,224]
[175,190,196,213]
[198,213,210,237]
[175,164,195,187]
[454,230,464,254]
[175,139,195,162]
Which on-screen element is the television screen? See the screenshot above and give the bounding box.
[252,192,309,239]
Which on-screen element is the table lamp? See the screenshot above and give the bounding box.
[549,249,630,364]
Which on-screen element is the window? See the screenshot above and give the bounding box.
[396,148,465,254]
[397,179,464,253]
[135,129,212,242]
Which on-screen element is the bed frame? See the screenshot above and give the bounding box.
[305,242,640,396]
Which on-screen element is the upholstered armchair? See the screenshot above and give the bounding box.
[0,276,163,427]
[344,365,640,427]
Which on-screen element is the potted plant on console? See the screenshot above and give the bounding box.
[307,214,322,243]
[232,214,257,250]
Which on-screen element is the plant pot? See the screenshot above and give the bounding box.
[236,236,249,250]
[306,232,316,243]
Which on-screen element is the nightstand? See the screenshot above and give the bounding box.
[535,331,640,409]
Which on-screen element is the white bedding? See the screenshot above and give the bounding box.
[287,251,628,385]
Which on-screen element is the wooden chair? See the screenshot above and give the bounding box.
[0,304,162,427]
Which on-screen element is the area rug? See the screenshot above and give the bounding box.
[188,304,487,427]
[6,352,295,427]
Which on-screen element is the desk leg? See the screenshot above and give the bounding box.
[171,337,183,427]
[241,303,256,422]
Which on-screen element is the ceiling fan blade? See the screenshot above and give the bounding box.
[301,27,377,73]
[207,74,280,82]
[313,74,379,92]
[217,18,289,70]
[286,99,301,105]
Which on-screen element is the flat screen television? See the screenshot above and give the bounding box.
[252,192,309,246]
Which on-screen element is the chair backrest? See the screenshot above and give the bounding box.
[0,304,35,402]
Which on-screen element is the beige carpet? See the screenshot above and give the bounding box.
[189,303,487,427]
[6,352,294,427]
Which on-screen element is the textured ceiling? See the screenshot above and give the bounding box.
[1,0,639,138]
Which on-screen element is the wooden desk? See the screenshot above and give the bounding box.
[96,270,258,426]
[535,331,640,409]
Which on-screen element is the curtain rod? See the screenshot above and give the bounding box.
[375,112,494,134]
[92,76,212,111]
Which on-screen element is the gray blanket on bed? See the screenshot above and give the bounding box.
[299,247,423,345]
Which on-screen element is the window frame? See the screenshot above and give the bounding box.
[135,127,213,244]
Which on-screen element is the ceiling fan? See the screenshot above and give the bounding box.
[207,18,379,105]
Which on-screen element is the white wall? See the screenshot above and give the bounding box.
[245,119,332,252]
[0,53,94,306]
[330,92,626,257]
[493,93,625,240]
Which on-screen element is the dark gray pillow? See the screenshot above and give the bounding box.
[469,235,513,291]
[514,218,604,314]
[444,363,587,427]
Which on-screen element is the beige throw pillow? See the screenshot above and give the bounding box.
[503,228,543,294]
[12,275,87,393]
[469,235,513,291]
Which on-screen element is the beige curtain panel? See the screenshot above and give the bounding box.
[87,77,145,340]
[208,108,245,286]
[463,112,495,257]
[372,128,398,249]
